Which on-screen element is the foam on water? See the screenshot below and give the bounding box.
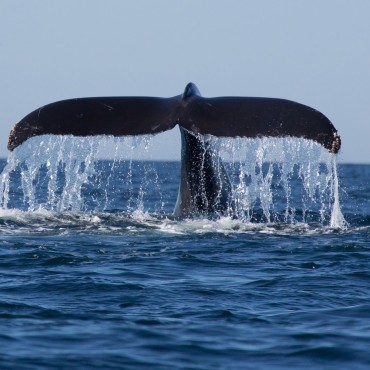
[0,134,346,229]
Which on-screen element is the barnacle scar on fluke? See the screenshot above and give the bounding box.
[7,83,341,218]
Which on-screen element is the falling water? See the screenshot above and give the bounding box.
[217,136,346,227]
[0,135,156,213]
[0,134,346,227]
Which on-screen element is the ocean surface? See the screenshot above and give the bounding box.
[0,136,369,370]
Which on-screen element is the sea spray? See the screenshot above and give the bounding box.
[218,136,346,226]
[0,135,157,212]
[329,156,347,228]
[0,135,346,227]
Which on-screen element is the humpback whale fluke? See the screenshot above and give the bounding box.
[7,83,341,218]
[8,82,340,153]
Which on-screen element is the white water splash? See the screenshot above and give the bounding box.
[0,135,346,228]
[217,136,346,227]
[329,156,347,228]
[0,135,155,212]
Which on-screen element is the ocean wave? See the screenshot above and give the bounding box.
[0,208,360,237]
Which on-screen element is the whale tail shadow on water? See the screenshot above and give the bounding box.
[7,83,341,218]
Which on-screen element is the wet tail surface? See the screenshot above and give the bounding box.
[8,83,340,153]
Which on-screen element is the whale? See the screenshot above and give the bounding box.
[7,83,341,218]
[174,126,234,218]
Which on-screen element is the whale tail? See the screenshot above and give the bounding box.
[8,82,340,153]
[7,83,341,218]
[174,126,235,218]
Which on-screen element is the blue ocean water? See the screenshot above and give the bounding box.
[0,137,369,370]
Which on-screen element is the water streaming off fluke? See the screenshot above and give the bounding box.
[0,135,346,228]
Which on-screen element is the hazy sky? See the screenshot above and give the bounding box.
[1,0,369,163]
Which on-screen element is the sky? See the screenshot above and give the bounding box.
[1,0,369,163]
